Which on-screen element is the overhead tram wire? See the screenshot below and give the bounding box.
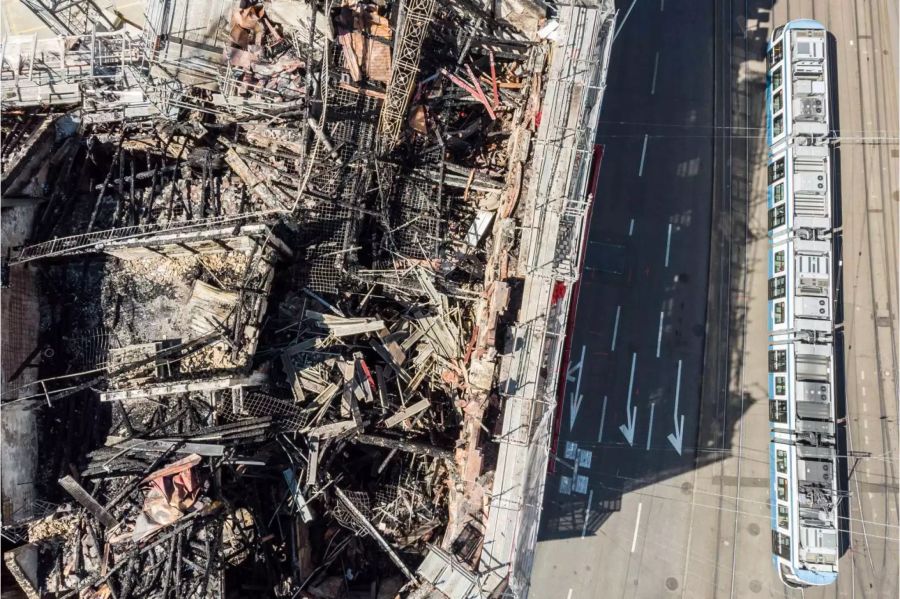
[588,477,900,544]
[590,470,898,531]
[585,439,900,465]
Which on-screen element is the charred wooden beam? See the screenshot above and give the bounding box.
[353,434,453,461]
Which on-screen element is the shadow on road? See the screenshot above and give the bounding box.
[538,0,775,543]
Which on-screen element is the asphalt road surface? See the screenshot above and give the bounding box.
[529,1,898,598]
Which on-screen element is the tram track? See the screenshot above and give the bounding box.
[851,0,899,588]
[706,0,734,595]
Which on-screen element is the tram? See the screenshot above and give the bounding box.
[765,19,839,588]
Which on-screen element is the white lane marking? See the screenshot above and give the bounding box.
[629,218,635,236]
[660,0,665,10]
[581,489,594,538]
[567,589,573,599]
[861,370,865,380]
[863,402,868,413]
[656,311,664,358]
[614,0,639,41]
[646,402,656,450]
[638,133,649,177]
[598,395,608,443]
[864,435,870,445]
[651,52,659,95]
[863,419,868,430]
[664,222,673,267]
[611,305,622,351]
[631,502,643,553]
[861,385,867,397]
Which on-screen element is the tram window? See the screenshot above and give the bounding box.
[773,182,784,204]
[778,506,789,530]
[768,205,786,230]
[772,40,783,64]
[773,250,785,273]
[772,67,783,91]
[768,275,786,300]
[769,399,788,423]
[773,533,791,559]
[773,114,784,137]
[776,476,788,501]
[768,349,787,372]
[774,301,785,324]
[773,89,783,113]
[772,531,791,560]
[768,158,785,184]
[775,376,786,396]
[776,449,788,473]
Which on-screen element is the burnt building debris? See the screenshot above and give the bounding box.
[1,0,616,597]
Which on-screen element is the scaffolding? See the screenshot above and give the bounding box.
[18,0,114,37]
[0,29,143,108]
[478,3,617,596]
[377,0,436,152]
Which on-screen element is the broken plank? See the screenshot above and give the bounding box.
[104,437,225,457]
[383,398,430,428]
[307,419,357,439]
[354,434,453,461]
[58,476,119,529]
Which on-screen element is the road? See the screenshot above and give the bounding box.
[529,1,898,598]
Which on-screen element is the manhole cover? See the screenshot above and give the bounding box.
[666,577,679,591]
[749,580,762,593]
[748,523,760,536]
[681,482,693,495]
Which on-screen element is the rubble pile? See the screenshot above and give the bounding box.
[0,0,565,596]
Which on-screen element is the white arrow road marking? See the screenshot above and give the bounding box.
[619,352,638,445]
[646,402,655,450]
[666,359,686,455]
[567,346,586,431]
[597,395,608,443]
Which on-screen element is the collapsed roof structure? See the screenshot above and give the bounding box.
[1,0,616,597]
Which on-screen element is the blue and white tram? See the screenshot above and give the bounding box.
[766,19,839,588]
[767,20,831,148]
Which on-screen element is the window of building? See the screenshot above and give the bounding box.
[773,249,785,273]
[768,158,785,184]
[776,476,788,501]
[778,505,789,530]
[769,349,787,372]
[772,67,783,91]
[774,301,785,324]
[775,376,786,396]
[776,449,788,473]
[769,276,786,300]
[769,399,788,423]
[773,114,784,137]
